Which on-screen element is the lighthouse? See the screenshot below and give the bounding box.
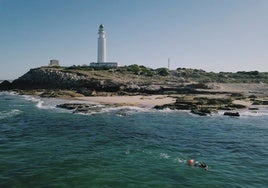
[97,24,106,63]
[90,24,119,67]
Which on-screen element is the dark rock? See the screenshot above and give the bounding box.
[252,100,268,105]
[56,103,104,114]
[57,103,82,110]
[249,107,258,110]
[226,103,247,109]
[190,109,207,116]
[263,101,268,105]
[223,112,240,117]
[77,88,94,96]
[0,80,12,90]
[218,107,232,111]
[252,100,262,105]
[248,95,257,99]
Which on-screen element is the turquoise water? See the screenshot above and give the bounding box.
[0,92,268,187]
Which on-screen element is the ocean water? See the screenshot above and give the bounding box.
[0,92,268,188]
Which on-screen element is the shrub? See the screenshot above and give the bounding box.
[156,68,169,76]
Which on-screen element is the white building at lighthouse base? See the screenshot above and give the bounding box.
[90,62,119,68]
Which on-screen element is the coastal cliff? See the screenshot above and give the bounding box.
[1,65,268,114]
[9,67,120,92]
[2,65,268,96]
[0,66,190,95]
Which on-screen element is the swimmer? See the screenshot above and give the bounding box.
[195,162,208,170]
[187,159,195,166]
[187,159,208,170]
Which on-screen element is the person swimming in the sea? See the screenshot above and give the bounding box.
[188,159,208,170]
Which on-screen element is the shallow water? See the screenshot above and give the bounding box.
[0,92,268,187]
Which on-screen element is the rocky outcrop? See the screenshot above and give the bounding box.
[1,67,209,95]
[56,103,105,114]
[0,68,124,94]
[190,109,210,116]
[154,97,246,116]
[223,112,240,117]
[2,67,264,101]
[10,68,97,90]
[0,80,12,90]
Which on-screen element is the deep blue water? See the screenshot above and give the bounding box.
[0,92,268,188]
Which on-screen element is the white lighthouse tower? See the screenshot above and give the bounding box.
[90,24,119,67]
[97,24,106,63]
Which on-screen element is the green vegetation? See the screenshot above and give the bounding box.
[58,64,268,84]
[176,68,268,83]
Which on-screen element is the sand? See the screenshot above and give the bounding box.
[76,95,176,108]
[70,83,268,109]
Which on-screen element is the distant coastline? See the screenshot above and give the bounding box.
[1,65,268,116]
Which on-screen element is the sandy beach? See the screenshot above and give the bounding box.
[74,83,268,109]
[76,95,176,108]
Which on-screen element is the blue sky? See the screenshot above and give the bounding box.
[0,0,268,79]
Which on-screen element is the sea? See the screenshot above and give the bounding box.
[0,91,268,188]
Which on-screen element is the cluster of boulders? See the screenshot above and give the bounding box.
[56,103,135,116]
[154,96,245,116]
[56,103,104,114]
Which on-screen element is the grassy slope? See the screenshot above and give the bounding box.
[44,65,268,84]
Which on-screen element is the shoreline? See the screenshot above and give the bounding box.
[75,95,176,108]
[2,91,268,116]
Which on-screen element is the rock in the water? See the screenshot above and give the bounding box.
[57,103,83,110]
[56,103,104,114]
[223,112,240,117]
[190,109,211,116]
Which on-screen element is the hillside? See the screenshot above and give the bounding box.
[1,65,268,97]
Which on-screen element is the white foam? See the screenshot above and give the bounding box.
[23,95,41,103]
[36,100,44,109]
[91,105,153,115]
[0,109,22,120]
[0,91,18,96]
[22,95,46,109]
[160,153,170,159]
[174,157,187,164]
[216,109,268,117]
[239,110,268,117]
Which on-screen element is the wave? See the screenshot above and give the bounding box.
[0,91,18,96]
[216,109,268,117]
[239,110,268,117]
[0,109,22,120]
[22,95,45,109]
[22,95,64,110]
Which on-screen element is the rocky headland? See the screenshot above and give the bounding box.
[1,65,268,116]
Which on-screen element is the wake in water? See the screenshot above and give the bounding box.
[125,148,207,171]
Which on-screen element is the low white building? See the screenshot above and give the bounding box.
[90,62,119,68]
